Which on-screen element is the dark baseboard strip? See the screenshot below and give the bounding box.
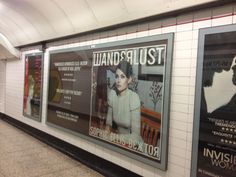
[0,113,141,177]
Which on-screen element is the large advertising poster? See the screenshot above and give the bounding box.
[23,53,43,121]
[47,34,173,169]
[192,25,236,177]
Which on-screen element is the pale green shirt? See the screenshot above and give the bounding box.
[106,89,142,144]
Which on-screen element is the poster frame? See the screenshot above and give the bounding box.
[191,24,236,177]
[46,33,174,170]
[22,52,44,122]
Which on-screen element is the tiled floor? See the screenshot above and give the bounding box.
[0,119,104,177]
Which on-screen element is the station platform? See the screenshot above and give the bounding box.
[0,119,104,177]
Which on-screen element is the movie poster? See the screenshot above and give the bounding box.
[23,53,42,120]
[197,30,236,177]
[47,50,92,134]
[89,44,166,161]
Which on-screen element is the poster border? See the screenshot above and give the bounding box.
[191,23,236,177]
[46,33,174,170]
[22,52,44,122]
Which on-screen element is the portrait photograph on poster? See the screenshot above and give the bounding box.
[89,44,166,160]
[191,24,236,177]
[46,34,173,169]
[23,53,43,121]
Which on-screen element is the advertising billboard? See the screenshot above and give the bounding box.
[23,53,43,121]
[47,34,174,169]
[191,24,236,177]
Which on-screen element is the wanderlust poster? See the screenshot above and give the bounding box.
[89,44,166,161]
[46,34,173,168]
[197,30,236,177]
[23,53,42,121]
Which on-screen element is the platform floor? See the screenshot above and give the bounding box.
[0,119,104,177]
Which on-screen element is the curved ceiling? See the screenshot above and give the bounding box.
[0,0,218,47]
[0,33,19,59]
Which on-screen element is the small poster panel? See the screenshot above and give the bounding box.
[192,25,236,177]
[23,53,43,121]
[47,50,92,134]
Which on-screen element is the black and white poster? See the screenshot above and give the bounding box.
[193,26,236,177]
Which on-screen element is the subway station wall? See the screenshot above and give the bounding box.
[0,61,5,113]
[2,3,236,177]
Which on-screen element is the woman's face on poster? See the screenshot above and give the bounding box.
[231,56,236,85]
[115,68,131,94]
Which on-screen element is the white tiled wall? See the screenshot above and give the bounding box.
[0,60,5,113]
[5,59,25,118]
[3,3,236,177]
